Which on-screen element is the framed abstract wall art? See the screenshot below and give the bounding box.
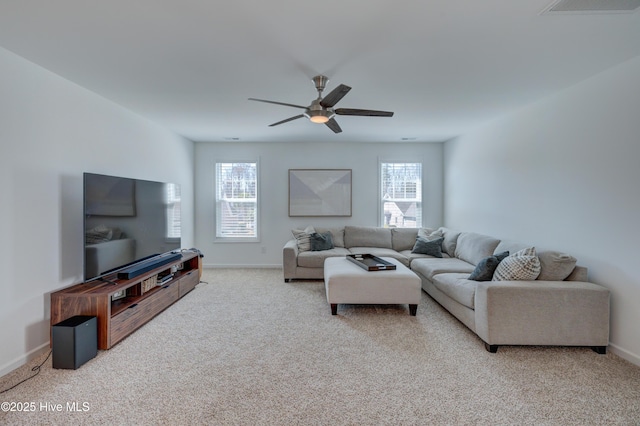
[288,169,352,217]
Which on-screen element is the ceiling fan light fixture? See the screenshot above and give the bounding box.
[306,110,332,124]
[309,115,329,124]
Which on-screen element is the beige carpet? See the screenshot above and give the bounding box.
[1,268,639,425]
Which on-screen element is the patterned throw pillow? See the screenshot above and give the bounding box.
[492,247,541,281]
[291,226,315,252]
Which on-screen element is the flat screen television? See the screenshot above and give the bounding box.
[83,172,182,282]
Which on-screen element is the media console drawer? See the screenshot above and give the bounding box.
[178,270,199,297]
[110,282,179,346]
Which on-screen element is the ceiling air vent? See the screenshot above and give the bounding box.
[541,0,640,14]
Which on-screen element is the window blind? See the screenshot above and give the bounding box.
[380,162,422,228]
[215,162,258,239]
[165,183,181,239]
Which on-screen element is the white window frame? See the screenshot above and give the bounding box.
[165,183,181,242]
[379,160,423,228]
[214,160,260,242]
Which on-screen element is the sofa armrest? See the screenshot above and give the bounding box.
[283,239,299,280]
[474,280,610,347]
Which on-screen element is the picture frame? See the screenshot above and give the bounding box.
[288,169,352,217]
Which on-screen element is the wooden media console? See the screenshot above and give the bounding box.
[51,250,200,350]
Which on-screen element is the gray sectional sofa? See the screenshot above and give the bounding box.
[283,225,610,353]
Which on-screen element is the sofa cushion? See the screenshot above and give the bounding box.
[391,228,420,251]
[493,247,541,281]
[291,226,316,252]
[310,232,334,251]
[314,227,345,248]
[411,237,444,257]
[438,227,461,257]
[468,251,510,281]
[344,226,392,249]
[297,247,351,268]
[454,232,501,266]
[410,257,475,280]
[347,247,410,267]
[431,273,477,309]
[537,250,577,281]
[401,250,450,264]
[493,239,529,256]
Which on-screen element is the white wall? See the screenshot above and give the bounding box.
[0,47,195,375]
[194,141,443,267]
[443,55,640,365]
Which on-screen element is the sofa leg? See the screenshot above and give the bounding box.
[331,304,337,315]
[284,278,290,283]
[592,346,607,355]
[409,304,417,316]
[485,343,499,353]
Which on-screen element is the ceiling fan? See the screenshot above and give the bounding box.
[248,75,394,134]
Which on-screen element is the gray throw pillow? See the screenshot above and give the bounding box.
[468,251,509,281]
[411,236,444,257]
[310,232,334,251]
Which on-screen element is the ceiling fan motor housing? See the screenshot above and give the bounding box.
[305,99,334,123]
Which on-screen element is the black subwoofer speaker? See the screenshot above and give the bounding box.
[52,315,97,369]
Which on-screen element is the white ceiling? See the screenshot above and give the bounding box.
[1,1,639,143]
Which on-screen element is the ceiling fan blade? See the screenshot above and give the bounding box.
[334,108,393,117]
[269,114,305,127]
[248,98,308,109]
[320,84,351,108]
[325,118,342,133]
[335,108,394,117]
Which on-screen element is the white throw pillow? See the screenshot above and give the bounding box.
[418,228,443,241]
[492,247,541,281]
[291,226,316,252]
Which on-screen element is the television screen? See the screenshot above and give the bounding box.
[83,172,181,282]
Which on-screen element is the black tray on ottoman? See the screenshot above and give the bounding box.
[346,254,397,271]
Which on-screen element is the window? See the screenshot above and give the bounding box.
[215,162,258,240]
[165,183,181,240]
[380,162,422,228]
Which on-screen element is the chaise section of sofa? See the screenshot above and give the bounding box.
[412,230,610,353]
[474,279,610,352]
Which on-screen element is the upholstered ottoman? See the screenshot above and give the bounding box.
[324,257,422,316]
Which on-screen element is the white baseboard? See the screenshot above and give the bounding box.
[609,343,640,367]
[0,343,50,378]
